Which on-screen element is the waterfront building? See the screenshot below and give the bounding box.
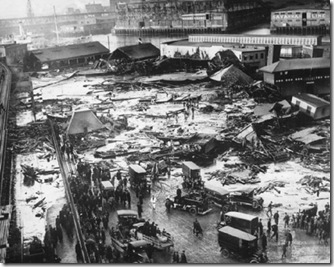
[114,0,269,35]
[270,6,330,35]
[259,58,330,97]
[161,40,267,68]
[27,41,109,70]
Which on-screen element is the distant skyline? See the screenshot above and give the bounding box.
[0,0,110,19]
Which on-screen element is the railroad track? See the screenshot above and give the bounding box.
[0,62,12,206]
[49,119,90,263]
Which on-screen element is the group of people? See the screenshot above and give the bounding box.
[264,201,330,260]
[172,250,187,263]
[60,141,75,162]
[140,220,165,238]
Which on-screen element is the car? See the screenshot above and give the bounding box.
[169,192,212,215]
[218,226,268,263]
[117,210,145,229]
[203,183,237,213]
[129,164,151,194]
[219,211,259,236]
[130,222,174,251]
[124,240,151,263]
[182,161,204,190]
[229,187,264,210]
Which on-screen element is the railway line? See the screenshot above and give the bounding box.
[48,119,90,263]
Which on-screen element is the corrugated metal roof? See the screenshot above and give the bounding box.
[109,43,160,61]
[259,58,330,73]
[218,226,257,241]
[31,42,109,63]
[292,93,330,108]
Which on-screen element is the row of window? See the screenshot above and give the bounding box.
[276,75,329,83]
[243,53,264,61]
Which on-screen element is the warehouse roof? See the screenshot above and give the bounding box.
[109,43,160,61]
[31,42,109,63]
[259,58,330,73]
[292,93,330,108]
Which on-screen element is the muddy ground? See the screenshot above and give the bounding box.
[12,74,330,263]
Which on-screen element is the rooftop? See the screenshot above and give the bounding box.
[293,94,330,108]
[165,40,266,52]
[109,43,160,61]
[31,41,109,63]
[259,58,330,73]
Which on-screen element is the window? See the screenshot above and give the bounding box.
[306,106,312,114]
[243,56,247,61]
[321,108,326,115]
[260,53,264,59]
[249,55,253,60]
[255,54,258,59]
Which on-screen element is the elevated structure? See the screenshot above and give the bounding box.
[189,34,322,46]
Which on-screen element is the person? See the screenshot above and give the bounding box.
[180,250,187,263]
[193,219,203,237]
[191,105,195,120]
[271,223,278,242]
[146,243,154,263]
[267,218,271,236]
[116,170,122,181]
[0,103,5,113]
[138,37,143,45]
[137,201,143,218]
[283,213,290,228]
[151,195,157,210]
[274,211,279,225]
[75,242,82,262]
[176,186,182,200]
[262,233,267,251]
[125,190,131,208]
[281,243,287,259]
[172,251,179,263]
[286,230,293,246]
[258,219,263,237]
[165,198,172,213]
[267,201,273,217]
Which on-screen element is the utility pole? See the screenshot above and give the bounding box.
[27,0,34,18]
[53,6,60,45]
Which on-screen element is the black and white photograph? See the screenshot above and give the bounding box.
[0,0,330,264]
